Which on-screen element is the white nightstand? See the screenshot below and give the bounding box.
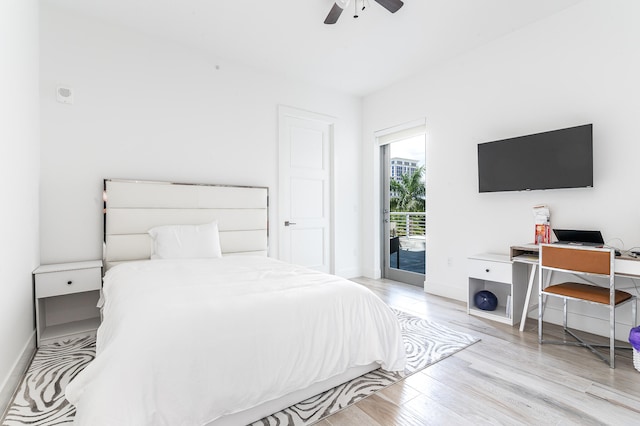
[33,260,103,347]
[467,253,527,326]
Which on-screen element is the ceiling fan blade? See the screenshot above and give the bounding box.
[374,0,404,13]
[324,3,344,24]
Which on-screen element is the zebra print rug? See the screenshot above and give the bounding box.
[1,309,479,426]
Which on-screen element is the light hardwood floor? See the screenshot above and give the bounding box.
[316,277,640,425]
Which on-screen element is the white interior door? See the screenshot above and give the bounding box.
[278,106,333,273]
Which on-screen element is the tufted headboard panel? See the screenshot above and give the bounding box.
[103,179,268,269]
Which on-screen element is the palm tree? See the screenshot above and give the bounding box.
[390,165,425,212]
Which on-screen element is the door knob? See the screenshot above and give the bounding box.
[284,221,297,227]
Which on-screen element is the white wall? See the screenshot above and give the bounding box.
[39,5,362,278]
[362,0,640,338]
[0,0,39,410]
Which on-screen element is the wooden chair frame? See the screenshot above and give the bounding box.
[538,244,637,368]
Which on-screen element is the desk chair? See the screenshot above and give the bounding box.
[538,244,637,368]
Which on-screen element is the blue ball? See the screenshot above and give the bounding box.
[474,290,498,311]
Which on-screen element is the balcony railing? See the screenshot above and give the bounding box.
[389,211,425,274]
[389,212,425,238]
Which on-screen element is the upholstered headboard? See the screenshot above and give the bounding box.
[103,179,269,269]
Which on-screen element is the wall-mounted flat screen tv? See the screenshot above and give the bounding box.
[478,124,593,193]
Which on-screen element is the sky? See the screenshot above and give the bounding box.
[389,134,425,167]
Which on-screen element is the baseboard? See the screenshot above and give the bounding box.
[424,281,466,302]
[336,267,360,279]
[360,267,381,280]
[0,330,36,419]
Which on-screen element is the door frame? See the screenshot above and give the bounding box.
[375,119,426,287]
[277,105,335,273]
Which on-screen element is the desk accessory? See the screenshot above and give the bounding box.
[533,205,550,244]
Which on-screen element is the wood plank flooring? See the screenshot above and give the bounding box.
[318,277,640,425]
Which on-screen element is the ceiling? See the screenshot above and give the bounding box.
[45,0,584,97]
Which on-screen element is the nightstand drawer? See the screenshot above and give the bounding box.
[468,258,512,283]
[35,267,102,298]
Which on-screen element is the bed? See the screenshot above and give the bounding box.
[65,179,406,425]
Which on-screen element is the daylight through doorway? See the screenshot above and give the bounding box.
[380,129,426,287]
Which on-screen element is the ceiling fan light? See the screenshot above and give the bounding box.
[335,0,350,9]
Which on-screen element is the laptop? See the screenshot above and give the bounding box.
[552,229,605,247]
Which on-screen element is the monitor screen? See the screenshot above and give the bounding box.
[477,124,593,193]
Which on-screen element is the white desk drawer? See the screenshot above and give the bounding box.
[35,267,102,299]
[468,258,512,283]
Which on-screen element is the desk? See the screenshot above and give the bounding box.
[510,244,640,332]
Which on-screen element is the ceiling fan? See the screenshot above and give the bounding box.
[324,0,404,24]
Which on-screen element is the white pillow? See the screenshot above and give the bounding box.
[148,222,222,259]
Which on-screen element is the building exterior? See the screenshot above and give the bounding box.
[390,157,420,198]
[390,157,419,183]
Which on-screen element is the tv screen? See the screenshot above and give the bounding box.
[477,124,593,193]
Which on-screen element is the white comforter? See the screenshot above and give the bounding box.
[65,256,406,425]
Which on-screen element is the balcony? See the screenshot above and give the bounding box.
[389,212,425,274]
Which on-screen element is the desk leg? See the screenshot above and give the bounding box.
[519,264,537,332]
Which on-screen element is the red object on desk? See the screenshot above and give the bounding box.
[534,224,550,244]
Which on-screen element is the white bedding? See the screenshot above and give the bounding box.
[65,256,406,425]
